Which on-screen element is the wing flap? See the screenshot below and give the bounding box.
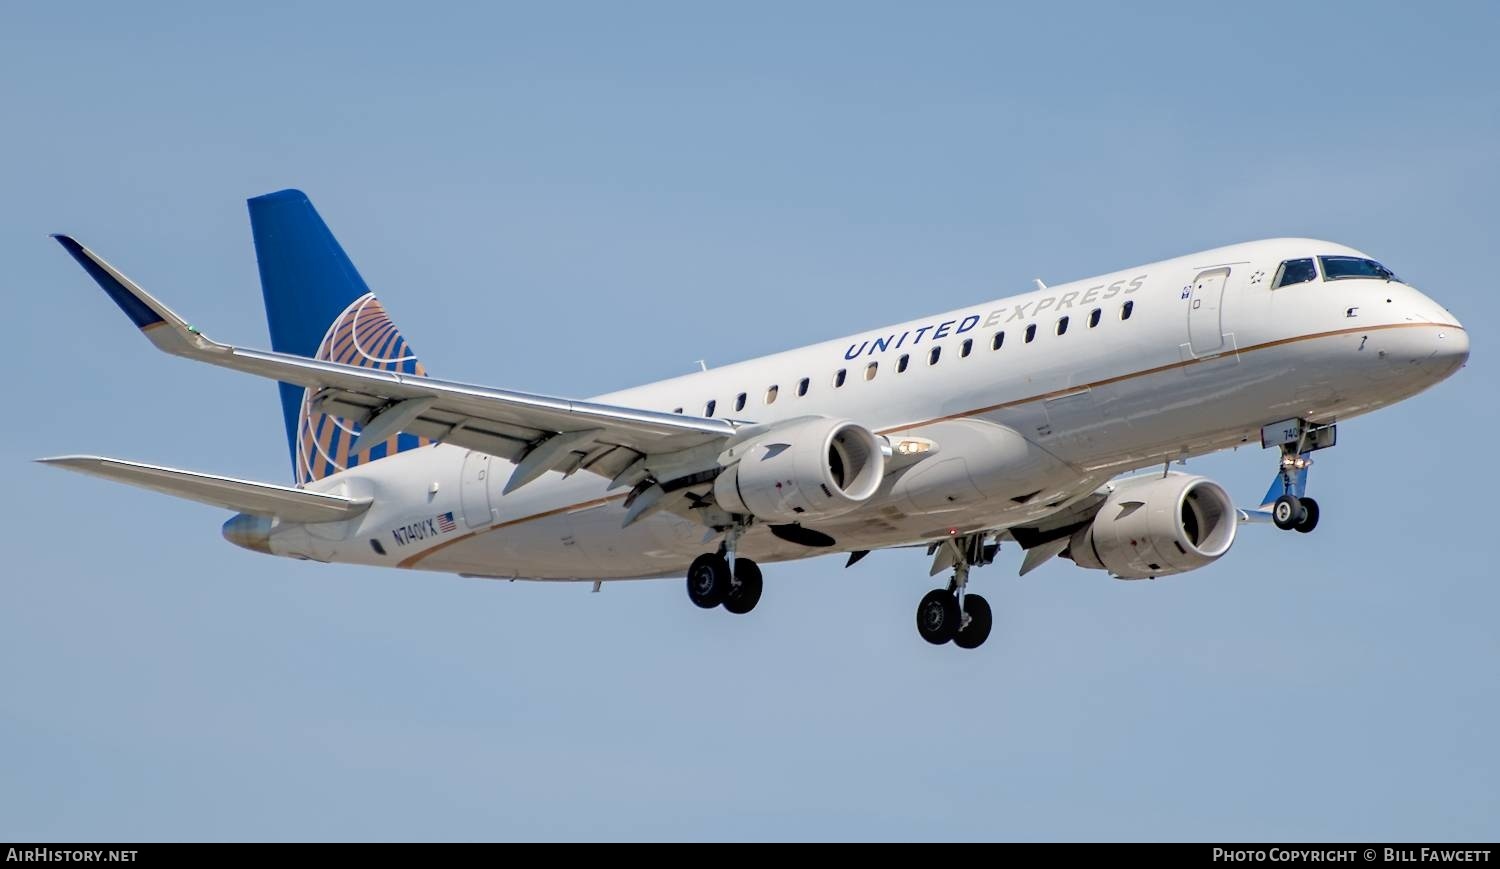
[38,456,371,523]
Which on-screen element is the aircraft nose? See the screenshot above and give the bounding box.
[222,513,273,554]
[1385,284,1469,382]
[1434,322,1470,373]
[1396,322,1469,385]
[1366,321,1468,387]
[1428,324,1470,377]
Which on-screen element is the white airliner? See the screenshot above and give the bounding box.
[44,190,1469,649]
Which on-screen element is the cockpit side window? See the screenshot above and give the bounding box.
[1320,255,1398,283]
[1272,258,1317,289]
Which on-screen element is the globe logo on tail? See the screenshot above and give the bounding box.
[295,294,429,485]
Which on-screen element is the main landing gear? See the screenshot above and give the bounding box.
[686,553,763,613]
[916,534,995,650]
[685,525,763,615]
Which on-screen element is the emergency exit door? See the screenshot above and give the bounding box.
[460,450,493,529]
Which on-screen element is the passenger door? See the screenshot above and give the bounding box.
[1187,267,1230,355]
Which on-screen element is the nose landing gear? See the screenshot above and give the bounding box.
[1271,494,1320,534]
[1260,418,1335,535]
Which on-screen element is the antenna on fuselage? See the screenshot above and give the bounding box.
[1034,279,1047,291]
[696,359,709,372]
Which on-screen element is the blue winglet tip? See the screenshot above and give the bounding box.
[53,234,165,330]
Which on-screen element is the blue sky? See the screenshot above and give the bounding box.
[2,1,1497,841]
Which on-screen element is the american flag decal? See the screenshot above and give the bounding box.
[437,512,457,533]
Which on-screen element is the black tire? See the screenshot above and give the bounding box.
[1294,497,1320,534]
[1272,494,1302,531]
[954,594,993,650]
[686,553,731,609]
[916,589,960,645]
[723,558,764,615]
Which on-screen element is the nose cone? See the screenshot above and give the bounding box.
[1426,324,1470,380]
[222,513,273,554]
[1397,285,1469,378]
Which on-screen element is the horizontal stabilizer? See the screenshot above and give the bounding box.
[37,456,371,523]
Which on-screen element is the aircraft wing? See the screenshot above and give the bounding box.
[38,455,371,522]
[55,235,737,489]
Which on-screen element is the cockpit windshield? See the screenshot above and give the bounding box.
[1273,258,1317,289]
[1320,255,1398,282]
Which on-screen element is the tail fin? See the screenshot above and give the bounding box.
[248,189,430,485]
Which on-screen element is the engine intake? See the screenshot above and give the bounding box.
[713,417,884,523]
[1067,474,1237,579]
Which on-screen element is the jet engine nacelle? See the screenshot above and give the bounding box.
[713,416,885,524]
[1067,474,1238,579]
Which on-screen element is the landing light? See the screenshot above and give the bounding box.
[894,439,933,455]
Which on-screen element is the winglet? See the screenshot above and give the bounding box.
[52,234,222,357]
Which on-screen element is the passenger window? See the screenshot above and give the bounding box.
[897,353,910,373]
[960,338,972,357]
[734,392,747,412]
[834,369,846,388]
[1089,308,1101,328]
[673,407,683,414]
[1121,300,1134,320]
[929,346,941,365]
[797,377,810,397]
[992,331,1005,350]
[865,361,878,381]
[1025,323,1037,343]
[1273,258,1318,289]
[765,385,778,405]
[1056,316,1069,336]
[705,399,717,416]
